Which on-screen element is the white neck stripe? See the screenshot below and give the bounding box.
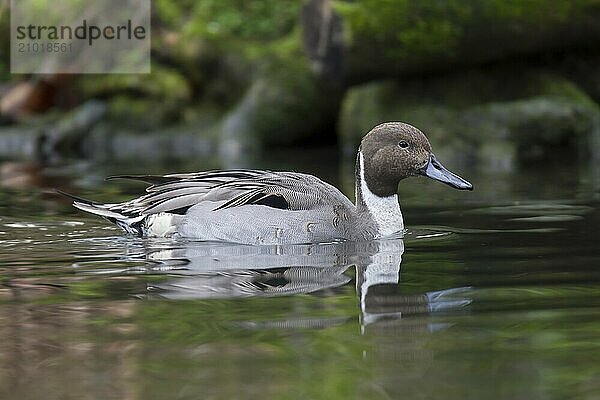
[358,152,404,236]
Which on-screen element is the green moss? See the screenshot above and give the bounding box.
[536,75,600,111]
[79,64,191,101]
[335,0,600,79]
[155,0,301,51]
[335,0,470,60]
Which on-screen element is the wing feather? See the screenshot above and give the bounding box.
[100,169,352,218]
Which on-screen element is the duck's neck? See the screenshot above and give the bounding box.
[355,151,404,236]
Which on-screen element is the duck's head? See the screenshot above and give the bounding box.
[359,122,473,197]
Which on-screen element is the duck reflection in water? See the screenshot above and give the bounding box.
[129,238,471,330]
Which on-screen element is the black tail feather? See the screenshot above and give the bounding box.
[105,175,174,185]
[55,189,99,205]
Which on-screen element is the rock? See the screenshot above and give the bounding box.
[330,0,600,84]
[106,130,215,161]
[339,67,600,169]
[465,97,598,161]
[79,123,216,161]
[0,100,106,159]
[0,126,41,159]
[218,64,342,158]
[42,100,107,154]
[559,53,600,105]
[79,65,192,130]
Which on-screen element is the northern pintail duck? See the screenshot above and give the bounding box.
[68,122,473,244]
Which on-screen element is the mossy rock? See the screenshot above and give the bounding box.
[463,97,598,164]
[78,64,193,130]
[218,55,343,157]
[339,68,600,167]
[79,64,191,101]
[333,0,600,83]
[560,53,600,105]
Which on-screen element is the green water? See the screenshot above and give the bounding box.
[0,149,599,400]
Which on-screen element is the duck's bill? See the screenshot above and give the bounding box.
[419,154,473,190]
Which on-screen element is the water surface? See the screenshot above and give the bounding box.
[1,151,599,400]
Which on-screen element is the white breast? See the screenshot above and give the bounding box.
[358,152,404,236]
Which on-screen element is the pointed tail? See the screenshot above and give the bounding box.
[57,190,124,220]
[57,190,143,235]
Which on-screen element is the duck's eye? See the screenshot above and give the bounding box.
[398,140,409,149]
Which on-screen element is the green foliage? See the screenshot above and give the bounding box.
[335,0,471,59]
[155,0,301,46]
[72,0,306,129]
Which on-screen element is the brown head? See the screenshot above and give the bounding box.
[359,122,473,197]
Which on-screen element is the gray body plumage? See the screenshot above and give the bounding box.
[72,169,378,245]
